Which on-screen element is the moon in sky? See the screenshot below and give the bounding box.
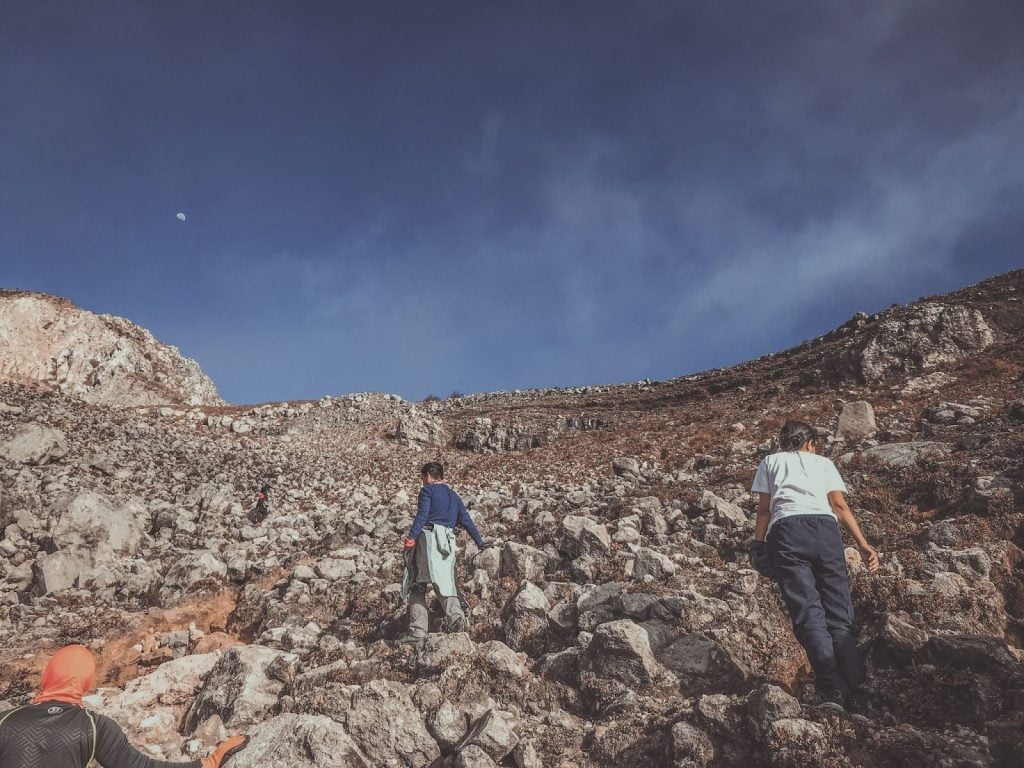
[176,212,187,221]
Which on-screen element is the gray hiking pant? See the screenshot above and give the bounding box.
[408,583,465,637]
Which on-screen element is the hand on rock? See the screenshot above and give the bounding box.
[859,544,880,573]
[201,734,250,768]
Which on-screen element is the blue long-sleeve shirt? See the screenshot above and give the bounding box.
[407,483,484,547]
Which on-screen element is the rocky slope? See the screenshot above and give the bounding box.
[0,270,1022,767]
[0,290,222,407]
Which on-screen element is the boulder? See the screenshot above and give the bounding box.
[32,493,150,595]
[926,545,992,579]
[841,441,951,469]
[746,684,802,741]
[966,475,1018,515]
[456,418,543,452]
[85,558,162,600]
[836,400,877,441]
[231,419,253,434]
[631,548,676,580]
[229,714,369,768]
[766,718,829,762]
[499,542,549,582]
[670,721,716,767]
[930,571,969,599]
[547,601,579,643]
[416,633,476,676]
[316,558,356,581]
[877,613,929,662]
[462,709,519,763]
[638,502,668,539]
[652,633,749,694]
[695,693,745,736]
[612,457,640,477]
[577,582,622,614]
[346,679,440,766]
[395,411,450,446]
[0,423,68,465]
[473,546,501,578]
[31,551,92,595]
[559,515,611,558]
[454,745,497,768]
[856,303,995,383]
[91,653,220,747]
[697,491,747,527]
[577,582,624,631]
[51,492,146,559]
[428,701,469,751]
[502,581,550,655]
[477,641,529,678]
[161,552,227,600]
[184,645,297,731]
[922,635,1024,683]
[291,564,317,581]
[925,519,969,548]
[582,620,660,688]
[534,646,582,685]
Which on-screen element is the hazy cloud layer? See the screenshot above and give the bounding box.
[1,2,1021,402]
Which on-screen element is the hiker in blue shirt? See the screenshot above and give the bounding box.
[399,462,486,642]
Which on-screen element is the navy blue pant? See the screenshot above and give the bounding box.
[768,515,863,697]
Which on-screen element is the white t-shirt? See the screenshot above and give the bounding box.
[751,451,847,533]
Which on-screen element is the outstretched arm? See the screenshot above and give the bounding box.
[93,713,201,768]
[828,491,880,572]
[94,714,246,768]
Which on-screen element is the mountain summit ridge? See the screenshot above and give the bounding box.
[0,290,222,408]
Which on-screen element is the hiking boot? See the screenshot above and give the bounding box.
[448,616,467,634]
[395,633,426,646]
[816,687,848,714]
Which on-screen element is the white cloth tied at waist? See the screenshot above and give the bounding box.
[403,525,458,598]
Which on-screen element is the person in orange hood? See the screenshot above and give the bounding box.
[0,644,248,768]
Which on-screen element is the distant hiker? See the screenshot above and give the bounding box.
[248,483,270,524]
[399,462,486,643]
[0,644,248,768]
[749,420,880,711]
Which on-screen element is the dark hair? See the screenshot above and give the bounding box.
[779,420,816,451]
[421,462,445,480]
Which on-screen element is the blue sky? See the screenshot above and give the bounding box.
[2,2,1022,404]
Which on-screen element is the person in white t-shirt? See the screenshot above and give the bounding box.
[749,420,879,711]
